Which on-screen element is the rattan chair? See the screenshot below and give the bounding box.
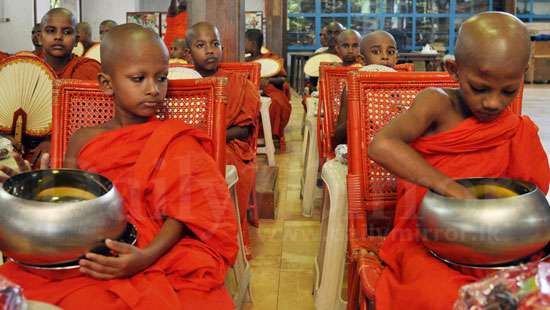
[219,62,261,88]
[345,71,525,310]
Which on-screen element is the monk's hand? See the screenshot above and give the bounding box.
[443,181,476,199]
[0,153,32,183]
[79,239,153,280]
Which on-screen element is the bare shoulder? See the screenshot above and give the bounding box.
[64,125,109,168]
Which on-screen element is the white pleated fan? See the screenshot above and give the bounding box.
[358,64,397,72]
[83,43,101,63]
[0,56,56,137]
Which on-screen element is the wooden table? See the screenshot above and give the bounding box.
[398,52,443,71]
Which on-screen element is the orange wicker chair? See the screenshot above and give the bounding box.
[345,71,525,310]
[219,62,261,88]
[394,63,415,72]
[50,78,227,174]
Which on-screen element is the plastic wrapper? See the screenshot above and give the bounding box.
[454,262,550,310]
[335,144,347,165]
[0,276,26,310]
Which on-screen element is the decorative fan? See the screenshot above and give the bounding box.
[358,64,397,72]
[253,58,281,78]
[168,66,202,80]
[83,43,101,63]
[0,56,56,146]
[73,42,84,57]
[304,53,342,77]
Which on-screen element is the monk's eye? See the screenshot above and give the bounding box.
[352,44,359,48]
[45,27,55,34]
[159,76,168,82]
[388,49,396,55]
[470,85,488,93]
[370,49,380,55]
[63,29,74,35]
[130,76,144,82]
[195,43,204,48]
[213,42,221,48]
[502,89,517,97]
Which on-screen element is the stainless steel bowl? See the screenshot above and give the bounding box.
[418,178,550,266]
[0,169,126,266]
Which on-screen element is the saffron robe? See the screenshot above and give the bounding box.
[0,51,9,61]
[0,120,238,309]
[163,12,188,50]
[375,110,550,310]
[46,54,101,80]
[258,52,291,140]
[214,69,260,257]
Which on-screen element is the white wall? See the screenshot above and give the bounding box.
[245,0,264,12]
[82,0,139,42]
[0,0,34,54]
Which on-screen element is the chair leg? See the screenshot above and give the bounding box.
[301,115,319,217]
[258,97,276,167]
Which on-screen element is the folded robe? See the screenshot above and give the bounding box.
[375,110,550,310]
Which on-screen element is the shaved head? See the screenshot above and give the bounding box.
[41,8,76,28]
[185,22,221,48]
[455,12,530,72]
[99,20,117,40]
[76,22,91,34]
[100,20,117,28]
[172,38,188,49]
[101,23,168,74]
[337,29,361,45]
[360,30,396,56]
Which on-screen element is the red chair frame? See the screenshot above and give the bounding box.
[219,62,261,88]
[50,78,227,174]
[345,71,524,310]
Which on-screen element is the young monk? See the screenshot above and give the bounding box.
[99,19,117,41]
[31,23,42,55]
[39,8,100,80]
[314,26,329,54]
[163,0,188,50]
[169,38,190,64]
[186,22,260,259]
[335,29,362,67]
[76,22,96,54]
[368,12,550,309]
[245,28,291,146]
[332,30,399,146]
[322,21,345,56]
[0,23,238,310]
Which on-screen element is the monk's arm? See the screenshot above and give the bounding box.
[368,88,473,198]
[332,86,348,146]
[141,218,186,263]
[226,125,251,142]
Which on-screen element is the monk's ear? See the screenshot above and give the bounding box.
[444,56,459,82]
[97,73,113,95]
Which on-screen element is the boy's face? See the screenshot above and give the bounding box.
[448,61,523,122]
[40,14,77,58]
[187,27,222,74]
[361,36,398,68]
[326,25,343,49]
[102,41,169,120]
[170,44,186,59]
[320,28,328,47]
[244,38,256,54]
[32,25,41,47]
[336,35,360,64]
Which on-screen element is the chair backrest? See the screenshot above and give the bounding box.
[219,62,261,88]
[318,64,358,159]
[346,71,459,236]
[51,78,227,174]
[394,63,415,72]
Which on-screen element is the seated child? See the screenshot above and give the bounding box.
[76,22,96,54]
[335,29,362,67]
[163,0,188,50]
[332,30,399,146]
[186,22,260,258]
[31,23,42,56]
[314,26,329,54]
[99,20,117,41]
[245,28,290,146]
[0,24,238,310]
[169,38,190,64]
[367,12,550,309]
[319,21,345,56]
[40,8,100,80]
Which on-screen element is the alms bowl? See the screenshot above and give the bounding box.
[418,178,550,266]
[0,169,126,266]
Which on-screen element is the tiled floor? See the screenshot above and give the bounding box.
[244,84,550,310]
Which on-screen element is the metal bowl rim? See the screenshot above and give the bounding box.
[426,177,539,201]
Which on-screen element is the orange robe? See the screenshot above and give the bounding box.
[47,55,101,80]
[259,52,291,140]
[215,69,260,257]
[0,51,9,61]
[163,12,188,49]
[0,120,238,309]
[374,110,550,310]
